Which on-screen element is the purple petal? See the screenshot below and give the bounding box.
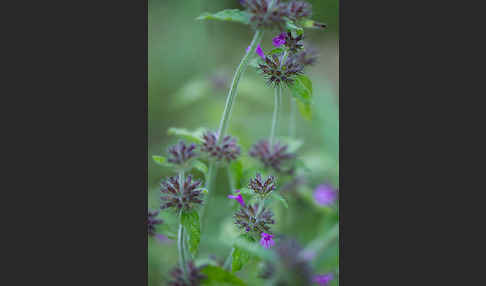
[255,44,265,60]
[228,193,245,207]
[260,232,274,249]
[155,234,170,243]
[272,32,286,47]
[313,273,334,285]
[313,184,338,206]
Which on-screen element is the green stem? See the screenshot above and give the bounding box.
[216,29,264,144]
[289,97,296,138]
[226,166,236,192]
[201,30,264,231]
[178,221,188,279]
[223,247,235,270]
[270,85,282,146]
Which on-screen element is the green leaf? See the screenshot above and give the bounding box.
[229,160,244,189]
[284,18,304,35]
[299,18,327,29]
[272,193,289,208]
[167,127,205,143]
[181,210,201,257]
[268,47,284,55]
[196,9,251,25]
[231,246,251,272]
[289,75,313,120]
[152,155,167,165]
[201,265,247,286]
[279,136,304,153]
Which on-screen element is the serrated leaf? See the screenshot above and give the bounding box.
[181,210,201,257]
[167,127,205,143]
[231,246,251,272]
[197,9,251,25]
[201,265,247,286]
[290,75,313,120]
[272,193,289,208]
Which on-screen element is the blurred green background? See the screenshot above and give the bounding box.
[148,0,339,285]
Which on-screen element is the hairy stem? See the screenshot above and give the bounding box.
[178,219,188,279]
[201,30,264,232]
[270,85,282,146]
[216,29,264,144]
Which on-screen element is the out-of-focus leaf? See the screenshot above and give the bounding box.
[152,155,166,165]
[268,47,284,55]
[172,79,212,108]
[167,127,205,143]
[299,18,327,29]
[232,244,251,272]
[279,136,304,153]
[201,265,247,286]
[232,234,276,261]
[197,9,251,25]
[290,75,313,120]
[272,193,289,208]
[181,210,201,257]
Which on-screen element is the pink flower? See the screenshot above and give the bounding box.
[313,184,338,206]
[228,190,245,207]
[260,232,275,249]
[272,32,286,47]
[313,273,334,286]
[255,44,265,60]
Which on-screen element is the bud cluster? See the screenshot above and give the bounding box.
[200,131,241,163]
[148,209,163,236]
[160,175,204,212]
[248,173,277,197]
[249,140,296,174]
[168,261,206,286]
[233,202,275,235]
[167,141,197,166]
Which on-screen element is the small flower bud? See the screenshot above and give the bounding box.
[201,131,241,163]
[248,173,277,197]
[167,141,197,166]
[257,54,304,87]
[160,175,205,212]
[233,203,275,235]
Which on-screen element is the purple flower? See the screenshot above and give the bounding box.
[228,190,246,207]
[313,273,334,286]
[313,184,338,206]
[256,44,265,60]
[272,32,286,47]
[201,131,241,163]
[260,232,275,249]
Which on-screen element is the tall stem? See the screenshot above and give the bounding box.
[178,219,188,279]
[270,85,282,146]
[216,29,264,144]
[202,30,264,230]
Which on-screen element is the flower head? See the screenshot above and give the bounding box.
[248,173,277,197]
[286,1,312,21]
[283,31,304,54]
[167,141,197,166]
[292,47,319,67]
[148,209,163,236]
[249,140,296,174]
[234,203,275,234]
[257,54,304,87]
[228,190,246,207]
[313,273,334,286]
[168,261,206,286]
[255,44,265,60]
[160,175,204,212]
[260,232,275,249]
[240,0,289,30]
[313,184,338,206]
[272,32,286,47]
[200,131,241,163]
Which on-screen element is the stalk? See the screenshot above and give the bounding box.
[223,247,235,270]
[202,30,264,229]
[270,85,282,146]
[178,217,188,279]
